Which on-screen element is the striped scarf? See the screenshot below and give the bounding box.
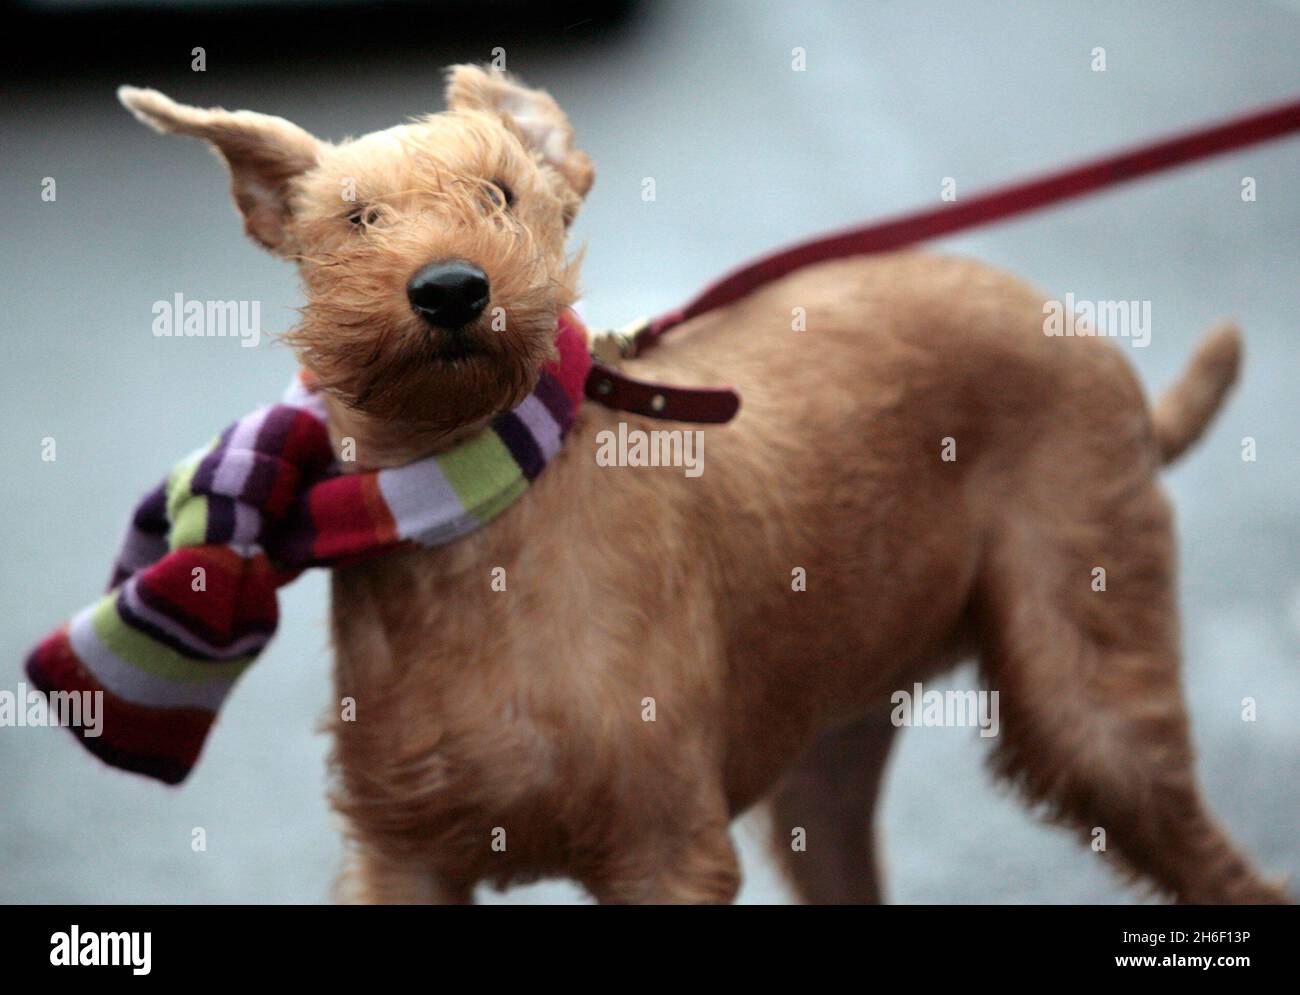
[25,312,591,784]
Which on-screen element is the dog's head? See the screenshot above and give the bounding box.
[119,65,593,429]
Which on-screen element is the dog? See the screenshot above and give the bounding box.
[117,64,1288,904]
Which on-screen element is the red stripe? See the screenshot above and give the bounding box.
[264,410,333,518]
[25,628,212,782]
[642,96,1300,345]
[306,473,390,562]
[135,546,278,642]
[360,473,399,546]
[546,311,593,410]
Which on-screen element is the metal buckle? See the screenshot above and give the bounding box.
[590,316,650,367]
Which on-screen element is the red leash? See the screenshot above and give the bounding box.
[586,95,1300,424]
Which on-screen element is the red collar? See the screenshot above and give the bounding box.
[585,315,740,424]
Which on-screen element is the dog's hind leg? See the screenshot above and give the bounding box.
[976,482,1287,903]
[767,706,898,903]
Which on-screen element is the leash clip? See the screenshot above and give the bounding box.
[590,315,650,367]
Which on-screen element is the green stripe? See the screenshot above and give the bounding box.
[435,430,524,518]
[470,475,529,526]
[90,594,253,683]
[165,446,212,551]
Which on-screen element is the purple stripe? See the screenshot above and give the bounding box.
[191,423,237,495]
[532,372,574,432]
[205,494,236,545]
[133,482,170,534]
[492,411,545,481]
[514,395,563,461]
[265,491,321,569]
[110,481,171,589]
[241,406,299,508]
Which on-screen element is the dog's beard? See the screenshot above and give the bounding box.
[287,305,558,431]
[354,330,546,429]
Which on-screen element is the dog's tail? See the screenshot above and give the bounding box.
[1152,322,1242,465]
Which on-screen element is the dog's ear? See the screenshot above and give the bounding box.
[118,86,322,253]
[444,65,594,199]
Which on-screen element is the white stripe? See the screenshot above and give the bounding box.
[406,514,483,547]
[513,394,563,460]
[377,456,467,543]
[68,605,236,711]
[211,411,266,497]
[231,497,261,547]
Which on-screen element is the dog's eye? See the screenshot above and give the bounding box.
[346,206,380,227]
[488,178,515,209]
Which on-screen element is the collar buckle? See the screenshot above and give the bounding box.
[590,315,650,367]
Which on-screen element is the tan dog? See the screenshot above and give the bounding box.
[119,65,1287,904]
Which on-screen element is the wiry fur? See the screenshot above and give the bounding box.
[119,67,1289,904]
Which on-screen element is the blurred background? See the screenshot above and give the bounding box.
[2,0,1297,903]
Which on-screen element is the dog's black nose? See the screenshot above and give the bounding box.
[407,261,490,330]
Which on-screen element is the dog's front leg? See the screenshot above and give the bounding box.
[585,826,740,905]
[578,773,741,906]
[334,846,473,905]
